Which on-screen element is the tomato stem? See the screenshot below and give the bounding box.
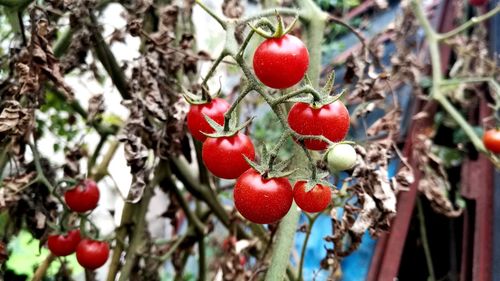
[298,213,320,280]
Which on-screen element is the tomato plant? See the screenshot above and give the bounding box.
[253,34,309,89]
[288,101,350,150]
[64,180,100,213]
[75,239,110,270]
[483,129,500,153]
[327,143,357,171]
[293,181,331,213]
[233,169,293,224]
[47,229,81,257]
[187,98,231,142]
[202,133,256,179]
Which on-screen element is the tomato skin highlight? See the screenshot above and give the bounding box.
[47,229,81,257]
[483,129,500,153]
[288,101,350,150]
[293,181,331,213]
[202,133,256,179]
[64,179,100,213]
[233,169,293,224]
[469,0,487,6]
[76,239,110,270]
[187,98,230,142]
[253,34,309,89]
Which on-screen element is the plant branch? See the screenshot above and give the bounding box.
[239,8,301,24]
[93,139,120,181]
[223,86,252,131]
[32,253,56,281]
[441,77,500,96]
[195,0,227,29]
[115,160,170,281]
[89,13,130,99]
[417,198,436,281]
[298,214,320,281]
[271,86,322,106]
[411,0,487,154]
[438,5,500,40]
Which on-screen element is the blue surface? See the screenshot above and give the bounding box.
[293,159,401,281]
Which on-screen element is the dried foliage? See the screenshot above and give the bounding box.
[0,0,491,279]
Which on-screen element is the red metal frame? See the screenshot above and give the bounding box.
[367,1,496,280]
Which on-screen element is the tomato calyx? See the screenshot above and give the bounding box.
[282,71,345,107]
[249,11,298,39]
[181,82,222,105]
[201,111,253,138]
[243,145,296,179]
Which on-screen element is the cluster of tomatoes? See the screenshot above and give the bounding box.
[187,34,356,225]
[47,180,109,270]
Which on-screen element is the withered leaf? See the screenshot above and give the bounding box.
[351,194,379,235]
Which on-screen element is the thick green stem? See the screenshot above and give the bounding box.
[298,0,327,88]
[117,161,170,281]
[263,0,326,278]
[264,203,301,281]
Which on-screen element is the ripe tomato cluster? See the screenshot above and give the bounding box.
[47,180,109,270]
[187,33,357,224]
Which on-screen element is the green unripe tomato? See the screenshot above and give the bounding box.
[327,144,357,172]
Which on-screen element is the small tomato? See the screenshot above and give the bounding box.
[293,181,331,213]
[327,144,357,172]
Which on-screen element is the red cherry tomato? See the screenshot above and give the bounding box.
[64,179,100,213]
[233,169,293,224]
[47,229,81,257]
[469,0,487,6]
[288,101,350,150]
[76,239,110,270]
[253,34,309,89]
[483,129,500,153]
[187,98,230,142]
[202,133,255,179]
[293,181,331,213]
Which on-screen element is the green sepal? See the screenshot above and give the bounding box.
[181,86,208,105]
[267,168,298,179]
[202,114,224,132]
[282,15,299,36]
[248,22,274,39]
[243,154,265,174]
[202,114,254,138]
[322,70,336,95]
